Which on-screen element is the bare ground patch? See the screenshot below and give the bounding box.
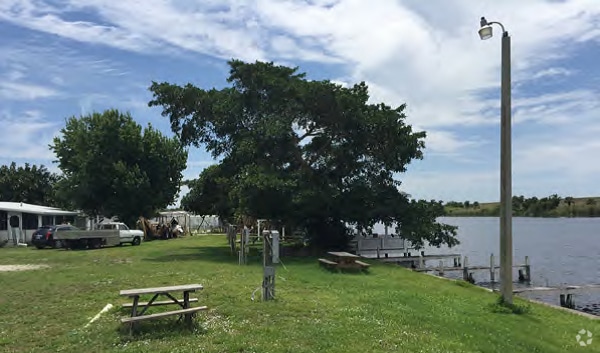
[0,264,50,272]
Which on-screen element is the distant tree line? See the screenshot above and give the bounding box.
[444,194,600,217]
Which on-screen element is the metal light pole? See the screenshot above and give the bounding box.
[479,16,513,304]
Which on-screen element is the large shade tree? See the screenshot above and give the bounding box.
[149,60,458,249]
[50,109,188,226]
[0,162,60,206]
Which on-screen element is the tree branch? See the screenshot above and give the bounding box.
[298,128,317,142]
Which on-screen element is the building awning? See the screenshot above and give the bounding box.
[0,202,79,216]
[158,210,189,217]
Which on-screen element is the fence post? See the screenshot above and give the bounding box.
[462,256,469,281]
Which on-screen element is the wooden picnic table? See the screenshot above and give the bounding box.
[119,284,207,332]
[319,251,370,271]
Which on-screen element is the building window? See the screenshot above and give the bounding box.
[23,213,39,230]
[0,211,6,231]
[42,216,54,226]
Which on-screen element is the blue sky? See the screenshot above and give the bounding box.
[1,0,600,205]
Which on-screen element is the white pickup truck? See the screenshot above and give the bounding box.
[96,222,144,246]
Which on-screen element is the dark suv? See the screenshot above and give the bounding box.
[31,225,79,249]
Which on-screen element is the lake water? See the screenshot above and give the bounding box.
[373,217,600,314]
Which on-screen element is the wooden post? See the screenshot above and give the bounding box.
[559,294,566,307]
[490,253,495,283]
[438,260,444,276]
[376,246,380,259]
[419,253,424,269]
[524,256,531,283]
[463,256,469,281]
[238,228,247,265]
[566,294,574,309]
[262,230,275,301]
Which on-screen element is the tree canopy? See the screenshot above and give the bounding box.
[50,109,188,226]
[149,60,458,249]
[0,162,60,206]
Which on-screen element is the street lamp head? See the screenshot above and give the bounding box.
[479,25,493,40]
[479,17,493,40]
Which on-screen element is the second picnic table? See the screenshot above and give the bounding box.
[319,251,370,271]
[119,284,207,331]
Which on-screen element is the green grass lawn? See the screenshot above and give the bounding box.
[0,235,598,353]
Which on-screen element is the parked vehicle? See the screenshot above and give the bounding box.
[54,227,121,250]
[96,222,144,246]
[33,222,143,250]
[31,224,77,249]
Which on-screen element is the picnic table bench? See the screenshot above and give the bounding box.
[119,284,207,332]
[318,252,370,272]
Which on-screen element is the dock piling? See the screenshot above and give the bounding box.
[462,256,469,281]
[524,256,531,283]
[560,293,576,309]
[438,260,444,276]
[567,294,575,309]
[489,254,495,283]
[467,272,475,284]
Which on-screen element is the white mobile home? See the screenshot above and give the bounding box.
[0,202,79,246]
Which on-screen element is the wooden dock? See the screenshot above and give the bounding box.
[376,254,462,263]
[413,264,528,272]
[381,254,532,284]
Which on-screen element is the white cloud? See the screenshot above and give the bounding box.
[420,130,485,156]
[0,81,59,100]
[400,170,498,202]
[512,89,600,124]
[3,1,599,127]
[0,110,60,160]
[525,67,573,81]
[515,125,600,178]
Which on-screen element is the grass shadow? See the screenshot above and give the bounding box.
[143,245,333,266]
[117,318,207,342]
[143,246,233,263]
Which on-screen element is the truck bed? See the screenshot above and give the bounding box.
[54,229,120,240]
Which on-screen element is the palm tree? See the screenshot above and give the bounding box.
[564,196,575,217]
[565,196,575,207]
